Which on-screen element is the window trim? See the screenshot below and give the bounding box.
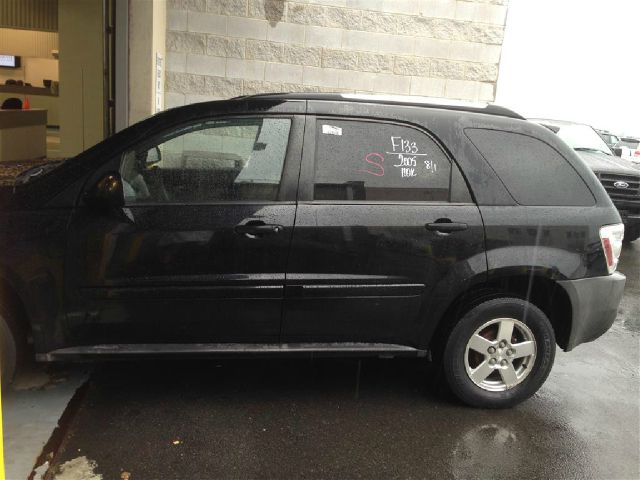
[297,200,476,206]
[299,115,471,205]
[114,114,302,206]
[122,200,298,208]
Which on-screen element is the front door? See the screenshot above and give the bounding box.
[65,115,303,346]
[282,117,485,347]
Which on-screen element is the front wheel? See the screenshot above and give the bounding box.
[443,297,556,408]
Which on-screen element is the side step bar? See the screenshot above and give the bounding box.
[37,343,428,361]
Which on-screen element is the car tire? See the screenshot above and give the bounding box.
[1,311,17,390]
[443,297,555,409]
[623,226,640,243]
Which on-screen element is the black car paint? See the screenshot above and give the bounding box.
[0,96,621,358]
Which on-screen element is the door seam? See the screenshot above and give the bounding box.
[279,105,307,341]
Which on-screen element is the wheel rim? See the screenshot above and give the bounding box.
[464,318,537,392]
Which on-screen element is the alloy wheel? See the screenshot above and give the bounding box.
[464,317,537,392]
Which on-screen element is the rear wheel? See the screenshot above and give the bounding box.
[1,312,17,389]
[443,297,555,408]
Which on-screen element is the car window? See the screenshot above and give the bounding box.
[120,117,291,204]
[599,133,615,144]
[465,128,595,206]
[313,119,451,201]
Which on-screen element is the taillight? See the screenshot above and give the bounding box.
[599,224,624,274]
[634,150,640,157]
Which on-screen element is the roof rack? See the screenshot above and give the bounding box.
[233,92,525,120]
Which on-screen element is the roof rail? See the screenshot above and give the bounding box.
[232,92,525,120]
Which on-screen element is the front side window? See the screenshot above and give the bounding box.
[313,119,451,202]
[120,117,291,204]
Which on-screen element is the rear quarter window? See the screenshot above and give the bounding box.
[465,128,595,206]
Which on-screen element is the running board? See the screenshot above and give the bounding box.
[37,343,427,361]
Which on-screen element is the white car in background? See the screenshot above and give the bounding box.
[617,137,640,167]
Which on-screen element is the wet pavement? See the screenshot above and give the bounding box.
[41,242,640,479]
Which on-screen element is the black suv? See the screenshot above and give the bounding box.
[0,94,627,408]
[532,119,640,242]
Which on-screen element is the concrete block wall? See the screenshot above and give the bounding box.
[165,0,508,107]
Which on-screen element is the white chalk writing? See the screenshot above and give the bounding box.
[394,155,417,167]
[391,136,418,154]
[424,159,437,172]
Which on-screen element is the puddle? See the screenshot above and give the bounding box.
[49,456,102,480]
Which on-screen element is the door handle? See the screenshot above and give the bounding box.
[235,220,283,237]
[425,220,468,233]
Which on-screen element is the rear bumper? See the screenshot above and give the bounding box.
[558,272,626,351]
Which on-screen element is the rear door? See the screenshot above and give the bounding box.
[282,116,485,347]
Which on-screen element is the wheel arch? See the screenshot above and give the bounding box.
[429,272,572,359]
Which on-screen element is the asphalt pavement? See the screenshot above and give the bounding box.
[44,242,640,480]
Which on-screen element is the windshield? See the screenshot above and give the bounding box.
[555,124,612,155]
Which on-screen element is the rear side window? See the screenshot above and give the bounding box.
[465,128,595,206]
[314,119,451,201]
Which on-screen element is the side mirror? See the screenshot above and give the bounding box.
[84,172,125,209]
[612,147,623,157]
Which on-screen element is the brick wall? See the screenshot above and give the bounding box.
[165,0,508,108]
